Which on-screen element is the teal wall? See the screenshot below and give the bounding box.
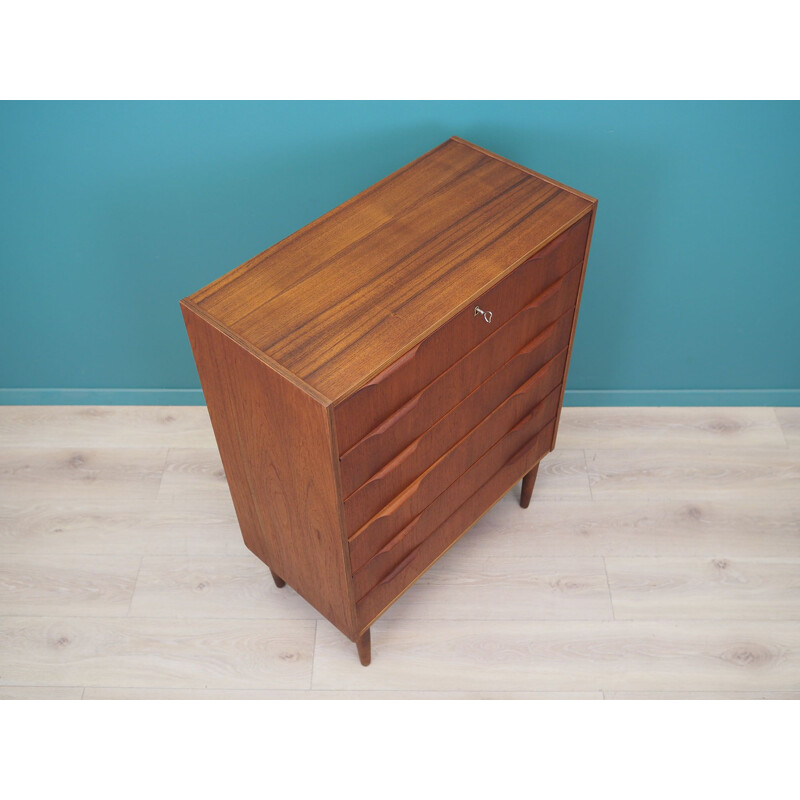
[1,101,798,405]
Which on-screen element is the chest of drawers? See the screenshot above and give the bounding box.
[181,137,596,665]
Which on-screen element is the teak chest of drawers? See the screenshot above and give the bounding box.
[181,137,597,665]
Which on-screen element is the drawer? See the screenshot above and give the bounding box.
[344,347,567,537]
[355,418,555,628]
[333,213,590,455]
[339,266,580,498]
[349,384,561,573]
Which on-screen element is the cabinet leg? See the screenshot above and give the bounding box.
[520,464,540,509]
[356,629,371,666]
[269,568,286,588]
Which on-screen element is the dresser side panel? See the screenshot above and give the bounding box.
[181,301,355,636]
[551,202,598,450]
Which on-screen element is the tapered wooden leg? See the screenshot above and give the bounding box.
[269,568,286,588]
[356,629,371,666]
[520,464,540,509]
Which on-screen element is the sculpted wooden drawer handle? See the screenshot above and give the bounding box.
[377,544,423,587]
[474,305,493,323]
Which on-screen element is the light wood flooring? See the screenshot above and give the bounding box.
[1,405,799,700]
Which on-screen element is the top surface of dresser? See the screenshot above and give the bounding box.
[185,136,595,404]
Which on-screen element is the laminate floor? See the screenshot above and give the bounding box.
[1,406,798,700]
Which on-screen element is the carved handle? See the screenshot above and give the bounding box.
[377,544,423,587]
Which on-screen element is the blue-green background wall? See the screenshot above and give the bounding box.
[1,101,798,405]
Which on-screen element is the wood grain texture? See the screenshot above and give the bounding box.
[1,405,799,696]
[0,501,206,556]
[183,515,253,557]
[189,137,594,403]
[522,448,593,501]
[333,225,587,451]
[450,137,598,204]
[775,407,800,448]
[348,395,559,575]
[156,447,239,515]
[355,423,555,630]
[0,686,84,699]
[0,617,315,690]
[378,556,613,621]
[337,286,574,493]
[605,557,800,620]
[312,619,800,692]
[557,407,788,450]
[603,691,800,700]
[586,447,800,500]
[0,406,215,449]
[0,447,166,503]
[152,447,250,556]
[129,556,322,619]
[343,359,564,536]
[452,493,800,559]
[182,304,356,638]
[0,430,238,557]
[81,688,603,700]
[0,555,140,616]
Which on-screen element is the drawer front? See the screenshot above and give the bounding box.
[349,384,561,573]
[344,347,567,537]
[354,418,555,628]
[339,266,580,498]
[333,214,590,455]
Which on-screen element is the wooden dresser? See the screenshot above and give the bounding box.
[181,137,597,665]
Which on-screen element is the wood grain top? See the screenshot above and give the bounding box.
[183,137,596,404]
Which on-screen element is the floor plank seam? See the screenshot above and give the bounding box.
[772,408,791,448]
[153,446,172,503]
[5,615,800,622]
[310,620,318,691]
[84,688,573,692]
[0,614,326,622]
[601,557,616,620]
[74,686,603,693]
[582,449,594,500]
[0,684,85,689]
[126,555,144,617]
